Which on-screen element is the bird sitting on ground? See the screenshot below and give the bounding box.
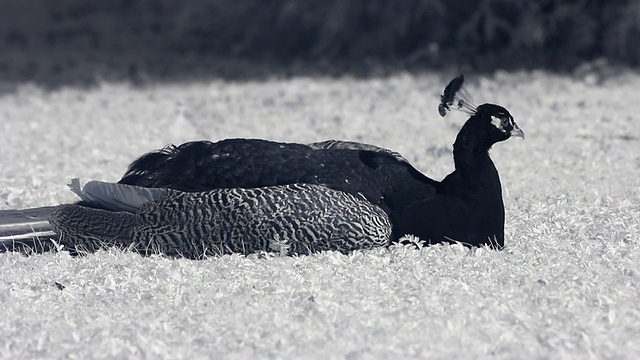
[1,75,523,257]
[116,75,522,245]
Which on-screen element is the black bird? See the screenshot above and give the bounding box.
[1,75,523,256]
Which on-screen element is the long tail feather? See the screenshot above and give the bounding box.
[0,206,58,253]
[0,179,168,254]
[49,204,138,252]
[3,181,393,258]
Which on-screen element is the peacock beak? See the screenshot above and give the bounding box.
[511,122,525,139]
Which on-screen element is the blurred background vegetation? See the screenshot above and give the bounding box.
[0,0,638,85]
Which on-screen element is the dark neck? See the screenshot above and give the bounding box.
[452,122,496,181]
[389,121,505,248]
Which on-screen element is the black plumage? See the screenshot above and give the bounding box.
[393,103,523,247]
[1,75,524,256]
[116,76,523,249]
[118,138,435,218]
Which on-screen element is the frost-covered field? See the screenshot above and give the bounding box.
[1,72,639,359]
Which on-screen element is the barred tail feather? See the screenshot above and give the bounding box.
[9,181,392,259]
[49,204,138,252]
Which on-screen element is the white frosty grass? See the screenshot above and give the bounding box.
[1,71,640,358]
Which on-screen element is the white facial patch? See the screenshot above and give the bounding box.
[491,115,505,131]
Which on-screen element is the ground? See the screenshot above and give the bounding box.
[0,71,639,359]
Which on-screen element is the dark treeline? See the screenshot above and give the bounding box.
[0,0,638,84]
